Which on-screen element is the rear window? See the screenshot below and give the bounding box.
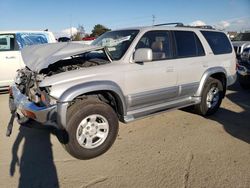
[201,31,232,55]
[0,34,15,51]
[174,31,205,57]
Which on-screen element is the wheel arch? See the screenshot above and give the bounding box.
[195,67,227,97]
[57,81,127,129]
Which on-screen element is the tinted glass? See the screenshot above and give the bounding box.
[201,31,232,55]
[195,34,205,56]
[16,33,48,49]
[174,31,199,57]
[136,31,172,60]
[0,34,15,51]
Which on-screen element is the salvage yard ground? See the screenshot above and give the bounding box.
[0,83,249,188]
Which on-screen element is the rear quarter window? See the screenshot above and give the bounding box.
[201,31,232,55]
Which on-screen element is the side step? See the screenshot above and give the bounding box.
[124,97,200,123]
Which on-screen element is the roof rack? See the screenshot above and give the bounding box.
[191,25,214,29]
[154,22,215,30]
[154,22,184,27]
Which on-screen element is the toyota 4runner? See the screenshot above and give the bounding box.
[8,23,236,159]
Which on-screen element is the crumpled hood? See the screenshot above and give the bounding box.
[21,42,103,72]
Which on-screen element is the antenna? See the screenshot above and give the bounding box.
[70,14,72,39]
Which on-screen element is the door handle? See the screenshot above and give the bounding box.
[6,56,16,59]
[166,67,174,72]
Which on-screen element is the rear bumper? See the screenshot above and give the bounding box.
[9,84,57,124]
[237,65,250,77]
[227,74,237,86]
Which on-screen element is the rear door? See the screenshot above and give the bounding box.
[172,30,206,97]
[0,34,22,88]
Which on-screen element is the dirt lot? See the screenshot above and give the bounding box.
[0,83,249,188]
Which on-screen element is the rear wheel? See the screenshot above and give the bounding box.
[195,78,223,116]
[64,98,119,160]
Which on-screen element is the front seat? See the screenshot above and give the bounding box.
[151,41,166,60]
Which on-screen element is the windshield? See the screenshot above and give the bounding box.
[233,33,250,41]
[92,30,139,60]
[16,33,49,49]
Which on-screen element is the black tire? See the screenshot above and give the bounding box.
[64,98,119,160]
[194,78,223,116]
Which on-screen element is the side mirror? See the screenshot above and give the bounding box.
[134,48,152,63]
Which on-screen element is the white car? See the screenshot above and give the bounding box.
[0,31,56,90]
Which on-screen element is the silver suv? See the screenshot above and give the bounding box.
[8,23,236,159]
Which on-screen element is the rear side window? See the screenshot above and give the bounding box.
[0,34,15,51]
[201,31,232,55]
[174,31,205,57]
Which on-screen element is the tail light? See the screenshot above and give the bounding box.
[235,58,239,71]
[8,86,13,96]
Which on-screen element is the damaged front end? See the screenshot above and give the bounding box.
[8,68,58,134]
[7,43,112,136]
[14,68,57,106]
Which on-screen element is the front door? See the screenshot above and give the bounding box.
[125,30,178,111]
[0,34,22,88]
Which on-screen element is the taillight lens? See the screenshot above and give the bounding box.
[9,86,13,96]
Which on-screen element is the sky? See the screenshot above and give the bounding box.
[0,0,250,37]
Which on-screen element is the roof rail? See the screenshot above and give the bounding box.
[193,25,214,29]
[153,23,215,30]
[154,22,184,27]
[178,25,215,30]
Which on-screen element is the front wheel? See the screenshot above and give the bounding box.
[64,98,119,160]
[195,78,223,116]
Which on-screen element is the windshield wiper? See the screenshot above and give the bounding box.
[103,47,113,62]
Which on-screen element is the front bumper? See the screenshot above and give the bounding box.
[9,84,57,124]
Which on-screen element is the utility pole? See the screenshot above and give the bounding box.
[152,15,156,25]
[70,14,72,39]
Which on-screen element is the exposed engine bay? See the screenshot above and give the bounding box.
[15,50,110,105]
[40,53,109,76]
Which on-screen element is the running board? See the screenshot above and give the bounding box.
[123,97,200,123]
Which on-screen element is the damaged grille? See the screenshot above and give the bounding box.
[15,69,33,95]
[15,68,42,103]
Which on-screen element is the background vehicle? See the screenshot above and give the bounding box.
[232,32,250,59]
[82,36,95,45]
[58,37,71,42]
[237,47,250,89]
[0,31,56,90]
[9,24,236,159]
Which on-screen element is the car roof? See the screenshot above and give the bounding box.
[0,30,53,34]
[113,25,222,33]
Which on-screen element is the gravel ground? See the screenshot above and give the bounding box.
[0,83,249,188]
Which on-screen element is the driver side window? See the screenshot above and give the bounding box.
[135,31,172,61]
